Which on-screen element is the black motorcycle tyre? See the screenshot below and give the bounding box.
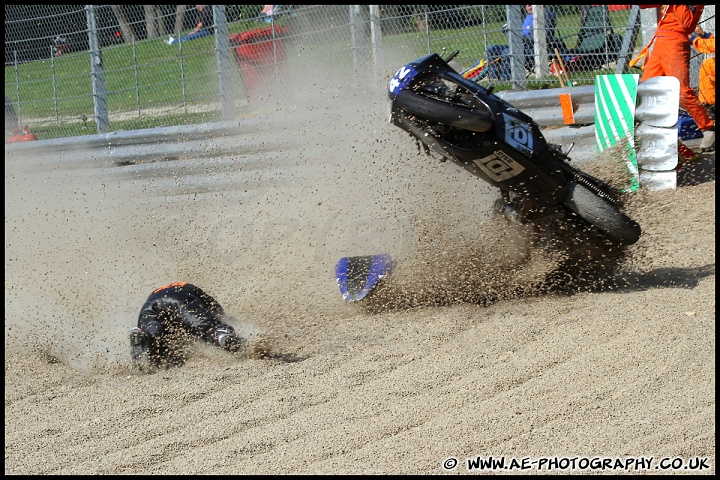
[564,182,641,245]
[393,90,493,133]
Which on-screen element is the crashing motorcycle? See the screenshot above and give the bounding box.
[336,50,641,302]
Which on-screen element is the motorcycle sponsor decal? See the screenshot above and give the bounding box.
[502,113,533,157]
[389,64,418,94]
[473,150,526,182]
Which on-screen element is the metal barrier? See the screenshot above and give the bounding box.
[499,78,682,145]
[4,80,673,165]
[4,100,593,165]
[497,86,596,126]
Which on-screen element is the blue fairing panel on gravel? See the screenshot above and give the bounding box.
[336,254,393,302]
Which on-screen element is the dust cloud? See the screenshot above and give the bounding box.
[7,51,632,373]
[5,43,715,475]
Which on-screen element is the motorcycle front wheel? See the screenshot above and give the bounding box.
[392,90,493,133]
[563,182,641,245]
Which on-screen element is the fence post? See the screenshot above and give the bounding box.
[615,5,641,74]
[639,7,658,52]
[369,5,383,85]
[532,5,549,80]
[506,5,526,90]
[85,5,109,134]
[12,49,22,124]
[51,48,59,126]
[213,6,235,119]
[349,5,367,74]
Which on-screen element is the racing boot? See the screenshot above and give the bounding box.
[216,325,247,354]
[129,327,150,364]
[699,128,715,152]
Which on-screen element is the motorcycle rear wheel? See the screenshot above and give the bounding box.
[393,90,493,133]
[564,182,641,245]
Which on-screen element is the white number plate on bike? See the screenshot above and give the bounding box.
[389,64,418,95]
[502,113,533,157]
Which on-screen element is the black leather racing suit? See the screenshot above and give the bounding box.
[137,282,238,363]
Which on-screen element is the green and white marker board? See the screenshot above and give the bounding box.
[594,74,640,192]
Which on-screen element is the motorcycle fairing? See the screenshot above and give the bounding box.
[335,254,394,302]
[388,54,569,205]
[389,64,419,96]
[390,104,566,207]
[472,149,526,183]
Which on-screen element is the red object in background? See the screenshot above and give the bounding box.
[677,140,699,167]
[607,5,631,11]
[53,35,69,57]
[229,26,289,97]
[7,125,38,143]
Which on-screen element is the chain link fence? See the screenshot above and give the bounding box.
[4,5,715,140]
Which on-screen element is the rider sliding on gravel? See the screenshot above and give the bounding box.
[130,282,246,369]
